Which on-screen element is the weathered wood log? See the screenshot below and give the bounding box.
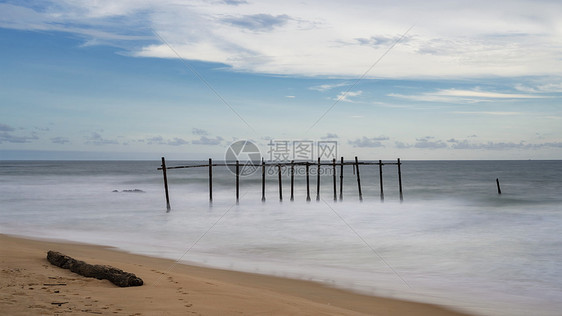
[46,251,143,287]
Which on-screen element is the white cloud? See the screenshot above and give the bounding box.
[3,0,561,78]
[515,82,562,93]
[309,82,350,92]
[435,89,544,99]
[221,14,291,32]
[335,90,362,103]
[390,88,546,103]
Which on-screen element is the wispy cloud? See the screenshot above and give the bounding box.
[396,138,562,151]
[414,137,447,149]
[354,34,412,48]
[221,14,291,32]
[395,137,446,149]
[348,136,389,148]
[0,131,39,144]
[336,90,362,103]
[0,123,16,132]
[389,88,545,103]
[4,1,560,77]
[436,89,543,99]
[192,136,224,145]
[192,128,209,136]
[309,82,349,92]
[452,111,523,116]
[321,133,338,139]
[0,3,150,43]
[144,135,196,146]
[515,82,562,94]
[85,132,119,145]
[0,124,40,144]
[168,137,190,146]
[51,137,70,144]
[221,0,248,5]
[450,139,562,150]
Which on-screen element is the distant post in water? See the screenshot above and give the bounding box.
[236,160,240,203]
[379,160,384,202]
[355,156,363,202]
[161,157,171,212]
[261,158,266,202]
[397,158,403,202]
[339,157,344,201]
[332,158,337,201]
[306,162,311,202]
[496,178,502,195]
[278,164,283,201]
[316,157,321,201]
[209,158,213,203]
[290,160,295,201]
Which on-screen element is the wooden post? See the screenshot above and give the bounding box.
[306,162,311,202]
[290,160,295,201]
[316,157,321,201]
[278,164,283,201]
[161,157,171,212]
[332,158,337,201]
[261,158,266,202]
[355,156,363,202]
[496,178,502,195]
[398,158,403,202]
[379,160,384,202]
[339,157,344,201]
[209,158,213,203]
[236,160,240,203]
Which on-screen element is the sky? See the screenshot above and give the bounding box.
[1,0,561,160]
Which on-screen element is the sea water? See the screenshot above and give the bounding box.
[1,160,561,315]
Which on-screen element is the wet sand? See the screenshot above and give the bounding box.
[0,234,474,315]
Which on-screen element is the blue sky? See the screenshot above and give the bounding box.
[1,0,561,160]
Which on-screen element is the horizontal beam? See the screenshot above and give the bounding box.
[158,160,400,170]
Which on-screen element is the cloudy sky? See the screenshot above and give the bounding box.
[1,0,561,160]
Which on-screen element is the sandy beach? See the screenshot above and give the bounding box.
[0,234,474,315]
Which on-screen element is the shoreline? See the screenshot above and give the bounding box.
[0,234,474,315]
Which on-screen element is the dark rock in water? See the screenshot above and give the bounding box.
[46,251,143,287]
[112,190,119,192]
[121,189,145,193]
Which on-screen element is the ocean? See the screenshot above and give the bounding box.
[1,160,561,315]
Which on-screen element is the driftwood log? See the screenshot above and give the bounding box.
[46,251,143,287]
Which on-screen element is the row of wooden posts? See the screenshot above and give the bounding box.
[158,157,403,211]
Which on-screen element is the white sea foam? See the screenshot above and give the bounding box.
[1,160,561,315]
